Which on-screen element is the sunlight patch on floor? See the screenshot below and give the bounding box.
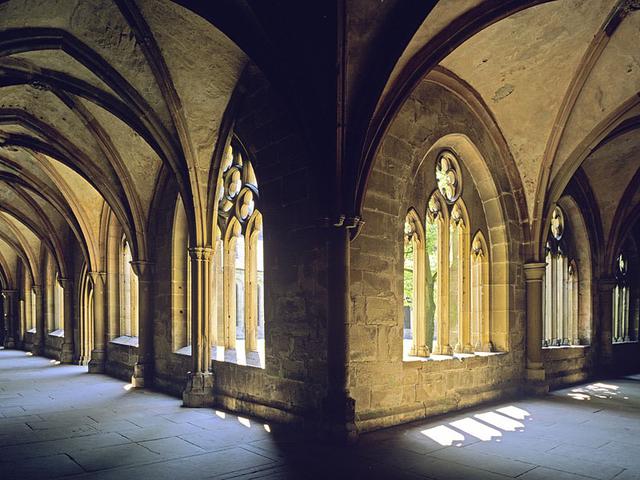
[420,405,531,447]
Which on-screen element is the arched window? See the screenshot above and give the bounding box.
[426,194,444,355]
[54,274,64,331]
[471,232,491,352]
[543,207,579,346]
[29,287,36,332]
[403,150,490,359]
[120,237,138,337]
[78,266,94,365]
[216,140,265,368]
[613,253,633,343]
[45,253,55,333]
[404,210,427,357]
[172,196,191,352]
[449,201,471,353]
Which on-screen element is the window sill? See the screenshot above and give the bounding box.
[110,336,139,347]
[48,329,64,338]
[211,343,265,369]
[542,345,589,350]
[174,345,192,356]
[613,340,639,345]
[403,351,505,363]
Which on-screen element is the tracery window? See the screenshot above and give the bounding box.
[471,232,491,352]
[120,237,138,337]
[404,150,492,359]
[404,210,426,356]
[215,140,264,368]
[543,207,579,346]
[613,253,636,343]
[54,274,63,331]
[30,287,36,331]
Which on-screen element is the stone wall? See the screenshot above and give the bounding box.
[210,65,329,422]
[543,347,594,389]
[149,178,192,397]
[350,79,527,431]
[105,342,136,381]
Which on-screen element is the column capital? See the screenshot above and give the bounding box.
[32,284,43,295]
[188,247,213,261]
[130,260,154,279]
[88,271,106,286]
[57,277,72,289]
[523,262,546,281]
[2,289,18,297]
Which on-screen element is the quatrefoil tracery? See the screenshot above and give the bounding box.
[435,151,461,204]
[218,143,259,228]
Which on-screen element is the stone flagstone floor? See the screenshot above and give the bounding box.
[1,348,639,479]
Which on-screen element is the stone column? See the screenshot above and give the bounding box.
[88,272,106,373]
[323,221,356,440]
[131,261,154,388]
[2,290,18,349]
[31,285,44,355]
[59,278,74,363]
[183,247,214,407]
[524,263,547,393]
[597,277,616,373]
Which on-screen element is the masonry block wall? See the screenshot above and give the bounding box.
[350,80,528,432]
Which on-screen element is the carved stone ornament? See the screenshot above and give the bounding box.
[472,236,484,256]
[435,151,461,203]
[427,194,441,222]
[219,142,259,226]
[550,207,564,241]
[451,203,464,227]
[617,253,627,275]
[404,216,416,241]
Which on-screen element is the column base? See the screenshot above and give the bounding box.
[182,372,215,408]
[131,362,151,388]
[416,345,430,357]
[525,362,548,395]
[246,350,261,367]
[60,344,74,364]
[440,344,453,355]
[224,348,237,363]
[322,390,358,443]
[4,337,15,349]
[31,338,44,356]
[88,349,105,373]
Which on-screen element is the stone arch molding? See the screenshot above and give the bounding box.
[418,133,513,350]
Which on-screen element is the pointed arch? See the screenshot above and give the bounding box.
[449,199,470,353]
[471,230,491,352]
[403,208,427,358]
[171,194,191,352]
[426,189,449,355]
[223,217,243,361]
[245,210,264,365]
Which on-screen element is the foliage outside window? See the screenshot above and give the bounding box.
[403,150,491,359]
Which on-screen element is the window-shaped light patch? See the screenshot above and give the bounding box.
[421,425,465,446]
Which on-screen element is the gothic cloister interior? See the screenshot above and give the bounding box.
[0,1,639,478]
